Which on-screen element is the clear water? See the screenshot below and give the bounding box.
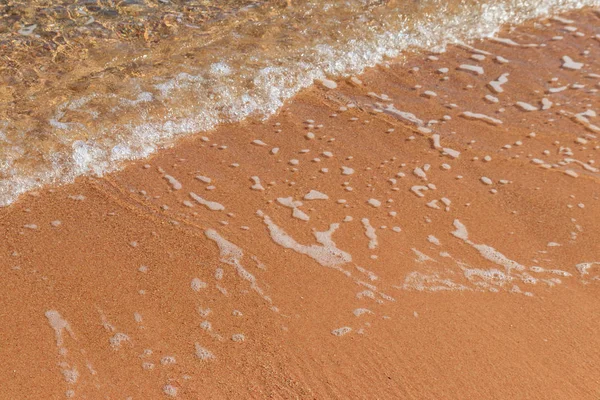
[0,0,598,206]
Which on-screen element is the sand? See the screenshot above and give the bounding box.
[2,8,600,399]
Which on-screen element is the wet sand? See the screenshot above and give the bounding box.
[2,8,600,399]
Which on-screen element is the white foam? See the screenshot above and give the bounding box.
[452,219,525,274]
[413,167,428,180]
[451,219,469,241]
[548,85,568,93]
[194,343,215,360]
[561,56,583,70]
[293,208,310,221]
[191,278,207,291]
[571,111,600,133]
[356,290,376,300]
[317,78,338,89]
[480,176,493,185]
[516,101,538,111]
[304,190,329,200]
[426,200,440,209]
[205,229,272,305]
[490,37,520,46]
[277,197,302,208]
[195,175,212,184]
[473,244,526,274]
[163,385,178,397]
[460,112,503,126]
[361,218,378,250]
[331,327,352,336]
[564,170,579,178]
[163,175,182,190]
[458,64,484,75]
[431,134,441,149]
[367,198,381,208]
[161,356,177,365]
[443,148,461,159]
[109,333,130,350]
[576,262,600,276]
[485,94,499,103]
[353,308,373,317]
[440,197,451,210]
[552,16,574,24]
[427,235,441,245]
[412,248,436,263]
[564,158,599,173]
[401,271,469,292]
[231,334,246,342]
[341,166,355,175]
[488,73,509,93]
[190,192,225,211]
[277,196,309,220]
[200,320,212,331]
[45,310,75,347]
[257,211,352,270]
[462,267,512,289]
[250,176,265,191]
[383,105,423,126]
[3,0,598,208]
[61,366,79,384]
[411,185,429,198]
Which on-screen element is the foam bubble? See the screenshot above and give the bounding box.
[361,218,378,250]
[257,211,352,270]
[5,0,595,206]
[194,343,215,361]
[163,385,178,397]
[45,310,75,347]
[331,327,352,336]
[231,334,246,343]
[109,333,130,350]
[353,308,373,317]
[191,278,207,291]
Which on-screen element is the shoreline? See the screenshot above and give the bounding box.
[2,3,600,209]
[2,7,600,399]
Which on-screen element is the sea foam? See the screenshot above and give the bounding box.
[1,0,598,206]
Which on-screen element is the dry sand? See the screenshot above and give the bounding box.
[1,8,600,400]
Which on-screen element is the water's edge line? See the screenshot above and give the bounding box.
[0,5,594,208]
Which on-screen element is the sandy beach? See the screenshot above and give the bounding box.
[1,7,600,399]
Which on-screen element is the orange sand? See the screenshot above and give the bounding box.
[1,8,600,399]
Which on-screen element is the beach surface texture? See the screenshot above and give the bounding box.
[2,6,600,399]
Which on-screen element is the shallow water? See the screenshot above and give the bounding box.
[0,0,598,206]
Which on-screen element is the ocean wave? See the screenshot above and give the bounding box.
[1,0,598,206]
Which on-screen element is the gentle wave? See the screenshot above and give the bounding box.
[0,0,598,206]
